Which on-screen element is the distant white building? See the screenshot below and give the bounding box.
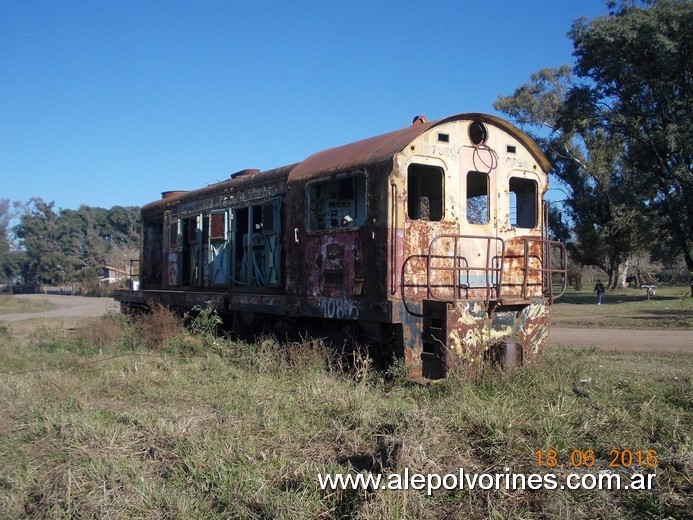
[99,265,132,285]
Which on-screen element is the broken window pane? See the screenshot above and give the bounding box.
[307,173,367,231]
[467,171,489,225]
[509,177,537,228]
[407,164,443,221]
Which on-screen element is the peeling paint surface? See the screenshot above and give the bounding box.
[516,301,551,359]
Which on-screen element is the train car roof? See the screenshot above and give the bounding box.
[288,113,550,183]
[141,164,294,215]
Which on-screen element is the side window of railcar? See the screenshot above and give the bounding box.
[208,211,230,286]
[466,171,489,225]
[182,216,201,286]
[168,221,180,286]
[143,218,163,287]
[509,177,538,228]
[230,198,282,287]
[407,164,443,221]
[169,222,178,249]
[307,173,366,231]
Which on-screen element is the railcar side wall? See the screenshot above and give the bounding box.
[285,161,392,323]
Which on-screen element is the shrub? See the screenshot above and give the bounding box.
[134,304,182,349]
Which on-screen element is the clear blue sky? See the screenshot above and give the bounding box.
[1,1,609,211]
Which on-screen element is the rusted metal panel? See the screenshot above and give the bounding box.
[401,220,458,303]
[515,301,551,359]
[444,301,495,367]
[416,298,552,379]
[501,237,545,300]
[427,235,506,302]
[421,300,489,378]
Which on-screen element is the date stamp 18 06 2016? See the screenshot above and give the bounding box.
[535,449,658,469]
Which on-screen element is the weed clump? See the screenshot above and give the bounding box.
[0,322,11,338]
[82,313,136,352]
[134,304,183,350]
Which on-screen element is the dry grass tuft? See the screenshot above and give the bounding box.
[81,314,129,350]
[134,304,183,349]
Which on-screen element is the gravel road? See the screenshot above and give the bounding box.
[0,294,119,322]
[548,326,691,353]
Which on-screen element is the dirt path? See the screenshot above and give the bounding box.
[2,294,691,353]
[549,327,692,353]
[0,294,119,322]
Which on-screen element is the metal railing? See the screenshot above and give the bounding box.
[425,235,567,304]
[426,235,505,304]
[506,237,568,303]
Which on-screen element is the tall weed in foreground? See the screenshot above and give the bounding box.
[187,304,223,337]
[134,303,183,350]
[0,321,11,338]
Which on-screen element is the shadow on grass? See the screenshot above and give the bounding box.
[645,309,693,316]
[557,291,681,305]
[628,310,693,328]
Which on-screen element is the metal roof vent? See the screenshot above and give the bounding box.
[161,191,188,199]
[411,115,428,125]
[230,168,260,179]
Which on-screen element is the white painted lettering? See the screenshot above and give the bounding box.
[318,298,359,319]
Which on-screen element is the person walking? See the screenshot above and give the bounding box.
[594,280,605,305]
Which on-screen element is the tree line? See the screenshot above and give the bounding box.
[0,198,140,290]
[494,0,691,294]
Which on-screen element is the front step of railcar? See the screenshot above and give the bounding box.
[420,299,548,379]
[421,299,495,379]
[421,300,449,379]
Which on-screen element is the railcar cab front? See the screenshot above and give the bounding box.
[390,114,567,379]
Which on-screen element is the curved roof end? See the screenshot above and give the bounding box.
[288,113,550,183]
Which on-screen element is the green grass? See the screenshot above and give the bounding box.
[552,285,693,329]
[0,295,55,314]
[0,311,691,519]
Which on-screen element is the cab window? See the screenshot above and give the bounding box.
[307,173,366,230]
[407,164,443,221]
[509,177,538,228]
[467,171,489,225]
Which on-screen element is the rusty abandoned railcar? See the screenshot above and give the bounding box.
[114,113,567,380]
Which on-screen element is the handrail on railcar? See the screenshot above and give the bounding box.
[425,235,567,305]
[426,235,505,305]
[533,237,568,302]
